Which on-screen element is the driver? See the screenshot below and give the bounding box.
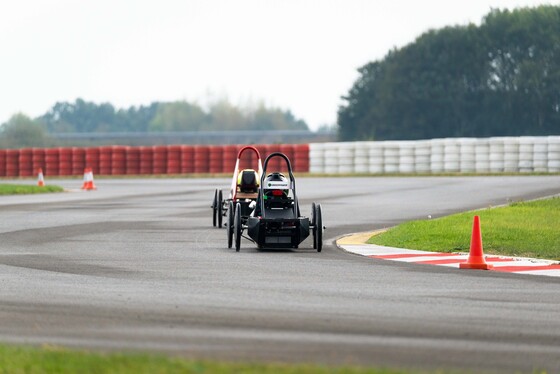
[252,172,290,216]
[263,172,289,197]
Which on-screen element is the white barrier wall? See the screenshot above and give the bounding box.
[309,136,560,174]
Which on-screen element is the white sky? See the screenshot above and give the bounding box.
[0,0,552,130]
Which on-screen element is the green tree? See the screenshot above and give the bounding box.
[39,98,117,133]
[149,101,207,131]
[0,113,49,148]
[338,5,560,140]
[247,103,308,131]
[37,98,309,133]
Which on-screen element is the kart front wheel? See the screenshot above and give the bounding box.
[212,189,218,227]
[311,202,317,249]
[313,203,323,252]
[234,202,242,252]
[226,201,234,248]
[217,190,223,228]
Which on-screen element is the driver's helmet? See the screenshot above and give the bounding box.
[263,172,289,197]
[237,169,259,193]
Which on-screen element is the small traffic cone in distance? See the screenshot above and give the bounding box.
[86,168,97,191]
[81,167,97,191]
[460,215,493,270]
[81,167,89,190]
[37,168,45,187]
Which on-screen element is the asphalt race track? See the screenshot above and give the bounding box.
[1,176,560,373]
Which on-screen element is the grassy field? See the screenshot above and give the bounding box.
[0,344,421,374]
[0,184,64,195]
[368,197,560,260]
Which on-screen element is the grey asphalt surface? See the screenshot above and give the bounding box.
[1,176,560,373]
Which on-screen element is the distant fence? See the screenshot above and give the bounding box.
[50,130,335,146]
[309,136,560,174]
[1,136,559,177]
[0,144,310,177]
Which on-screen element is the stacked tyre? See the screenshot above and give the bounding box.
[72,147,86,175]
[126,147,140,175]
[139,146,153,175]
[85,147,100,175]
[99,146,113,175]
[167,145,181,174]
[180,145,195,174]
[193,146,209,173]
[18,148,33,177]
[0,150,6,177]
[208,145,223,174]
[45,148,59,176]
[111,146,127,175]
[152,146,167,174]
[293,144,310,173]
[548,136,560,172]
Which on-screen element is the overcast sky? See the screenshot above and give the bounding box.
[0,0,552,130]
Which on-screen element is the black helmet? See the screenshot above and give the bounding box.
[264,172,287,186]
[264,172,290,196]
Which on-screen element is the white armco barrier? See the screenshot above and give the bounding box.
[307,136,560,174]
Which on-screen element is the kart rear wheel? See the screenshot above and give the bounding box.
[217,190,223,228]
[311,202,317,249]
[314,203,323,252]
[212,189,218,227]
[226,201,234,248]
[234,202,242,252]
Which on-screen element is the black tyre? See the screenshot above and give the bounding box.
[217,190,223,228]
[315,204,323,252]
[234,203,242,252]
[226,201,234,248]
[311,202,317,249]
[212,189,218,227]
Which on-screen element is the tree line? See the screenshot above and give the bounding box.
[0,99,310,148]
[39,98,309,133]
[338,5,560,141]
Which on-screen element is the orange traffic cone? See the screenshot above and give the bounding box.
[81,168,89,189]
[460,216,493,270]
[82,167,97,191]
[37,168,45,187]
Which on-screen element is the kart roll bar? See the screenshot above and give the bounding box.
[258,152,300,219]
[230,146,263,200]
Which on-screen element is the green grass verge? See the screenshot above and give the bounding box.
[0,184,64,195]
[368,197,560,261]
[0,344,422,374]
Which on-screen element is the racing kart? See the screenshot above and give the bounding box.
[212,146,263,233]
[228,152,324,252]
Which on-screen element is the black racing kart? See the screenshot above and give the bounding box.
[228,152,324,252]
